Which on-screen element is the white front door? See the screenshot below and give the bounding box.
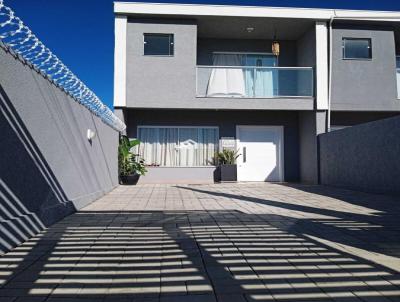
[236,126,284,182]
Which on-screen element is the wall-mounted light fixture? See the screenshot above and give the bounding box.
[87,129,96,141]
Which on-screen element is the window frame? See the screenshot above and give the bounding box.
[136,126,220,167]
[143,33,174,57]
[342,37,372,61]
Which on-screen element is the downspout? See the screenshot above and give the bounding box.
[327,11,337,133]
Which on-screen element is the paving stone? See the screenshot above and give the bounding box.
[1,183,400,301]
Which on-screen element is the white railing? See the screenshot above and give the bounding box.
[197,66,314,98]
[0,1,125,132]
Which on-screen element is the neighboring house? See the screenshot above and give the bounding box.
[113,2,400,184]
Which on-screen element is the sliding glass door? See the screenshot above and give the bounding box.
[206,53,278,98]
[243,54,278,97]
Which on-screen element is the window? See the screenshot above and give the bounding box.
[143,34,174,56]
[137,127,218,167]
[342,38,372,60]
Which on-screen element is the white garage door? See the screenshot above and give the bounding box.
[236,126,284,182]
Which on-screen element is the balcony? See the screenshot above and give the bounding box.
[196,66,314,98]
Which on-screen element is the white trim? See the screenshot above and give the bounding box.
[114,15,127,107]
[114,2,400,21]
[235,125,284,182]
[315,21,329,111]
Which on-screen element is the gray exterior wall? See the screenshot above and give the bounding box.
[124,18,314,111]
[297,26,316,104]
[297,26,316,68]
[298,110,327,184]
[0,47,119,254]
[126,18,198,109]
[331,111,400,126]
[197,38,297,66]
[138,167,216,184]
[331,24,400,111]
[319,115,400,196]
[125,109,300,182]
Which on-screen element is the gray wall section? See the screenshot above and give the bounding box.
[298,110,327,184]
[297,26,316,68]
[138,167,216,184]
[0,47,119,254]
[126,19,198,109]
[125,109,300,182]
[319,115,400,196]
[297,26,316,102]
[197,38,297,66]
[331,111,400,126]
[125,18,314,111]
[331,24,400,111]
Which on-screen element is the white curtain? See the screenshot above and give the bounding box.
[243,55,277,97]
[138,127,218,167]
[138,128,179,166]
[254,69,275,97]
[206,54,246,97]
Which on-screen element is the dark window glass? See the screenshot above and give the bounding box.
[144,34,174,56]
[396,56,400,68]
[342,38,372,60]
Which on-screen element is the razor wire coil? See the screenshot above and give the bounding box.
[0,0,126,132]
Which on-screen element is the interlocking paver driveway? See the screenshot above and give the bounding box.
[1,183,400,301]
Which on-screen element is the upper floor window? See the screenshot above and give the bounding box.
[342,38,372,60]
[143,33,174,56]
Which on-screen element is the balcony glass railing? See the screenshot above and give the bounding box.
[196,66,314,98]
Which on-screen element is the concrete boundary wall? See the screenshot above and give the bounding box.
[319,115,400,196]
[0,47,119,254]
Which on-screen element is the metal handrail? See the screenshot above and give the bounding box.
[197,65,314,70]
[0,0,126,132]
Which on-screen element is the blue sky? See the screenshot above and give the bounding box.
[9,0,400,109]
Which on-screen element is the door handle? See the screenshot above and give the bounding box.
[243,146,246,163]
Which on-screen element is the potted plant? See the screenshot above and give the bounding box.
[215,149,240,182]
[118,135,147,185]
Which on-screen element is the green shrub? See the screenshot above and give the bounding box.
[118,135,147,176]
[214,149,240,165]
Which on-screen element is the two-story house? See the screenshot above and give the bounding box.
[113,2,400,184]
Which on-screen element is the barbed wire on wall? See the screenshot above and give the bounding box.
[0,0,126,132]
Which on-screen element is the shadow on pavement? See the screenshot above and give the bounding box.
[1,209,400,301]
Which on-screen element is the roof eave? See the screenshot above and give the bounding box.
[113,1,400,21]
